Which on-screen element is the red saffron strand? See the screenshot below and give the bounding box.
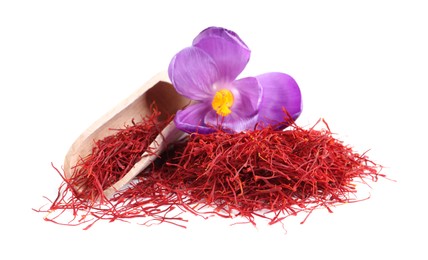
[35,106,182,229]
[36,113,385,229]
[69,106,171,202]
[111,119,384,227]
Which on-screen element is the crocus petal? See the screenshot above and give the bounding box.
[174,102,218,134]
[231,77,263,114]
[192,27,251,82]
[205,109,258,133]
[168,47,219,100]
[255,72,302,128]
[205,77,262,132]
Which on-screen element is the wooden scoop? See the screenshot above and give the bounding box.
[63,72,190,198]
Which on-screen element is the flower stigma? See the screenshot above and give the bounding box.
[211,89,234,116]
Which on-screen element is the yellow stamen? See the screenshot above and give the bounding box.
[211,89,234,116]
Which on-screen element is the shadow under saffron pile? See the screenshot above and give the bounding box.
[40,115,384,229]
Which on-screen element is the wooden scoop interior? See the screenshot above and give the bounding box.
[63,72,189,196]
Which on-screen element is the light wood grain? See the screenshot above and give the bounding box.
[63,72,189,197]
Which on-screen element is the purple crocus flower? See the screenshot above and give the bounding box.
[168,26,302,134]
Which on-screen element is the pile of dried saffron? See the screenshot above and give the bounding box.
[117,120,383,226]
[70,109,172,201]
[38,109,176,229]
[38,118,384,229]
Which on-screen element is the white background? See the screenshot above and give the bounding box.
[1,0,427,259]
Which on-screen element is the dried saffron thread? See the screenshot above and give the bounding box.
[36,115,384,229]
[35,106,183,229]
[106,119,384,227]
[68,106,171,202]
